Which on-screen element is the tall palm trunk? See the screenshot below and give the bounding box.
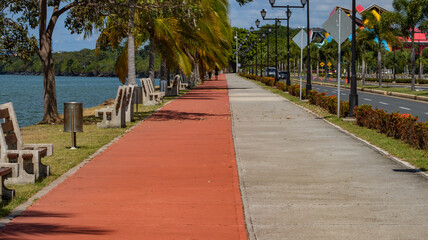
[148,37,155,85]
[378,45,382,88]
[160,59,167,81]
[316,62,319,79]
[419,49,423,79]
[362,58,366,86]
[127,0,137,85]
[410,28,416,91]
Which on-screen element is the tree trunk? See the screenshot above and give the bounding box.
[41,49,60,124]
[419,48,423,79]
[148,37,155,85]
[166,68,170,85]
[362,58,366,86]
[39,0,59,123]
[378,48,382,88]
[410,28,416,91]
[160,59,167,81]
[316,62,319,80]
[127,0,137,85]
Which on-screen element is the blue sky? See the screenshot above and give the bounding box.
[44,0,394,52]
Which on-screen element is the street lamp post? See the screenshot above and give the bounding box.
[256,19,272,77]
[253,32,265,77]
[262,33,266,76]
[349,0,358,116]
[301,0,312,96]
[270,0,305,86]
[260,9,287,83]
[235,30,239,73]
[275,19,281,83]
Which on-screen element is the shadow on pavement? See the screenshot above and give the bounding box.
[150,110,228,121]
[393,168,426,173]
[0,223,112,239]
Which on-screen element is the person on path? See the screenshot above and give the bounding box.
[215,67,219,81]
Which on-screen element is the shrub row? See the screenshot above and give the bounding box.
[308,90,349,118]
[287,84,307,99]
[239,73,275,86]
[354,105,428,150]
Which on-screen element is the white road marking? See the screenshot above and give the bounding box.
[399,107,411,111]
[341,93,346,96]
[425,112,428,115]
[363,98,372,101]
[379,102,389,105]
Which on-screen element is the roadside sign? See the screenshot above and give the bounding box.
[322,8,353,44]
[320,62,325,67]
[327,62,332,67]
[292,29,308,50]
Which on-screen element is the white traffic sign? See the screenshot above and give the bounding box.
[322,8,353,45]
[292,29,308,50]
[322,8,353,118]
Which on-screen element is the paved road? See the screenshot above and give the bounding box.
[312,84,428,122]
[228,73,428,240]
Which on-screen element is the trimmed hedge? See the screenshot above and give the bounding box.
[354,105,428,150]
[308,90,349,118]
[288,84,307,99]
[240,73,275,86]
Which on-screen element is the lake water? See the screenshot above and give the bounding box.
[0,75,159,127]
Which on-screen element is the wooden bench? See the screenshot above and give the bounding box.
[0,167,14,201]
[0,102,53,184]
[140,78,163,106]
[95,86,127,128]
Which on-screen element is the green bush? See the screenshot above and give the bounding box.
[308,90,349,117]
[276,82,287,91]
[354,105,428,150]
[287,84,306,99]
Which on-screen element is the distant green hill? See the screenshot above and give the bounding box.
[0,47,160,77]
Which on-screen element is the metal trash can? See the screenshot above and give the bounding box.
[64,102,83,149]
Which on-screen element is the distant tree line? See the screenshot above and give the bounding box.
[0,46,160,77]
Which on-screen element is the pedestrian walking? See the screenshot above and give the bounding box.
[215,67,219,81]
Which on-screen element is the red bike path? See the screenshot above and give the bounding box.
[0,74,248,240]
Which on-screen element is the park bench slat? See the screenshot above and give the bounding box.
[1,121,14,133]
[0,109,9,119]
[5,133,17,145]
[0,167,11,177]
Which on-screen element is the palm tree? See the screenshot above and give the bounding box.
[389,0,428,91]
[356,29,377,85]
[360,11,399,88]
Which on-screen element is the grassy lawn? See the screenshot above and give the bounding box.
[0,93,187,217]
[247,78,428,173]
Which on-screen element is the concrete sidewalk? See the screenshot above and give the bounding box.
[0,74,247,240]
[228,74,428,240]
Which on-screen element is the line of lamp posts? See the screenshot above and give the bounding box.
[236,0,358,117]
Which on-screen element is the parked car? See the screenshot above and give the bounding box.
[264,67,276,77]
[278,71,288,80]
